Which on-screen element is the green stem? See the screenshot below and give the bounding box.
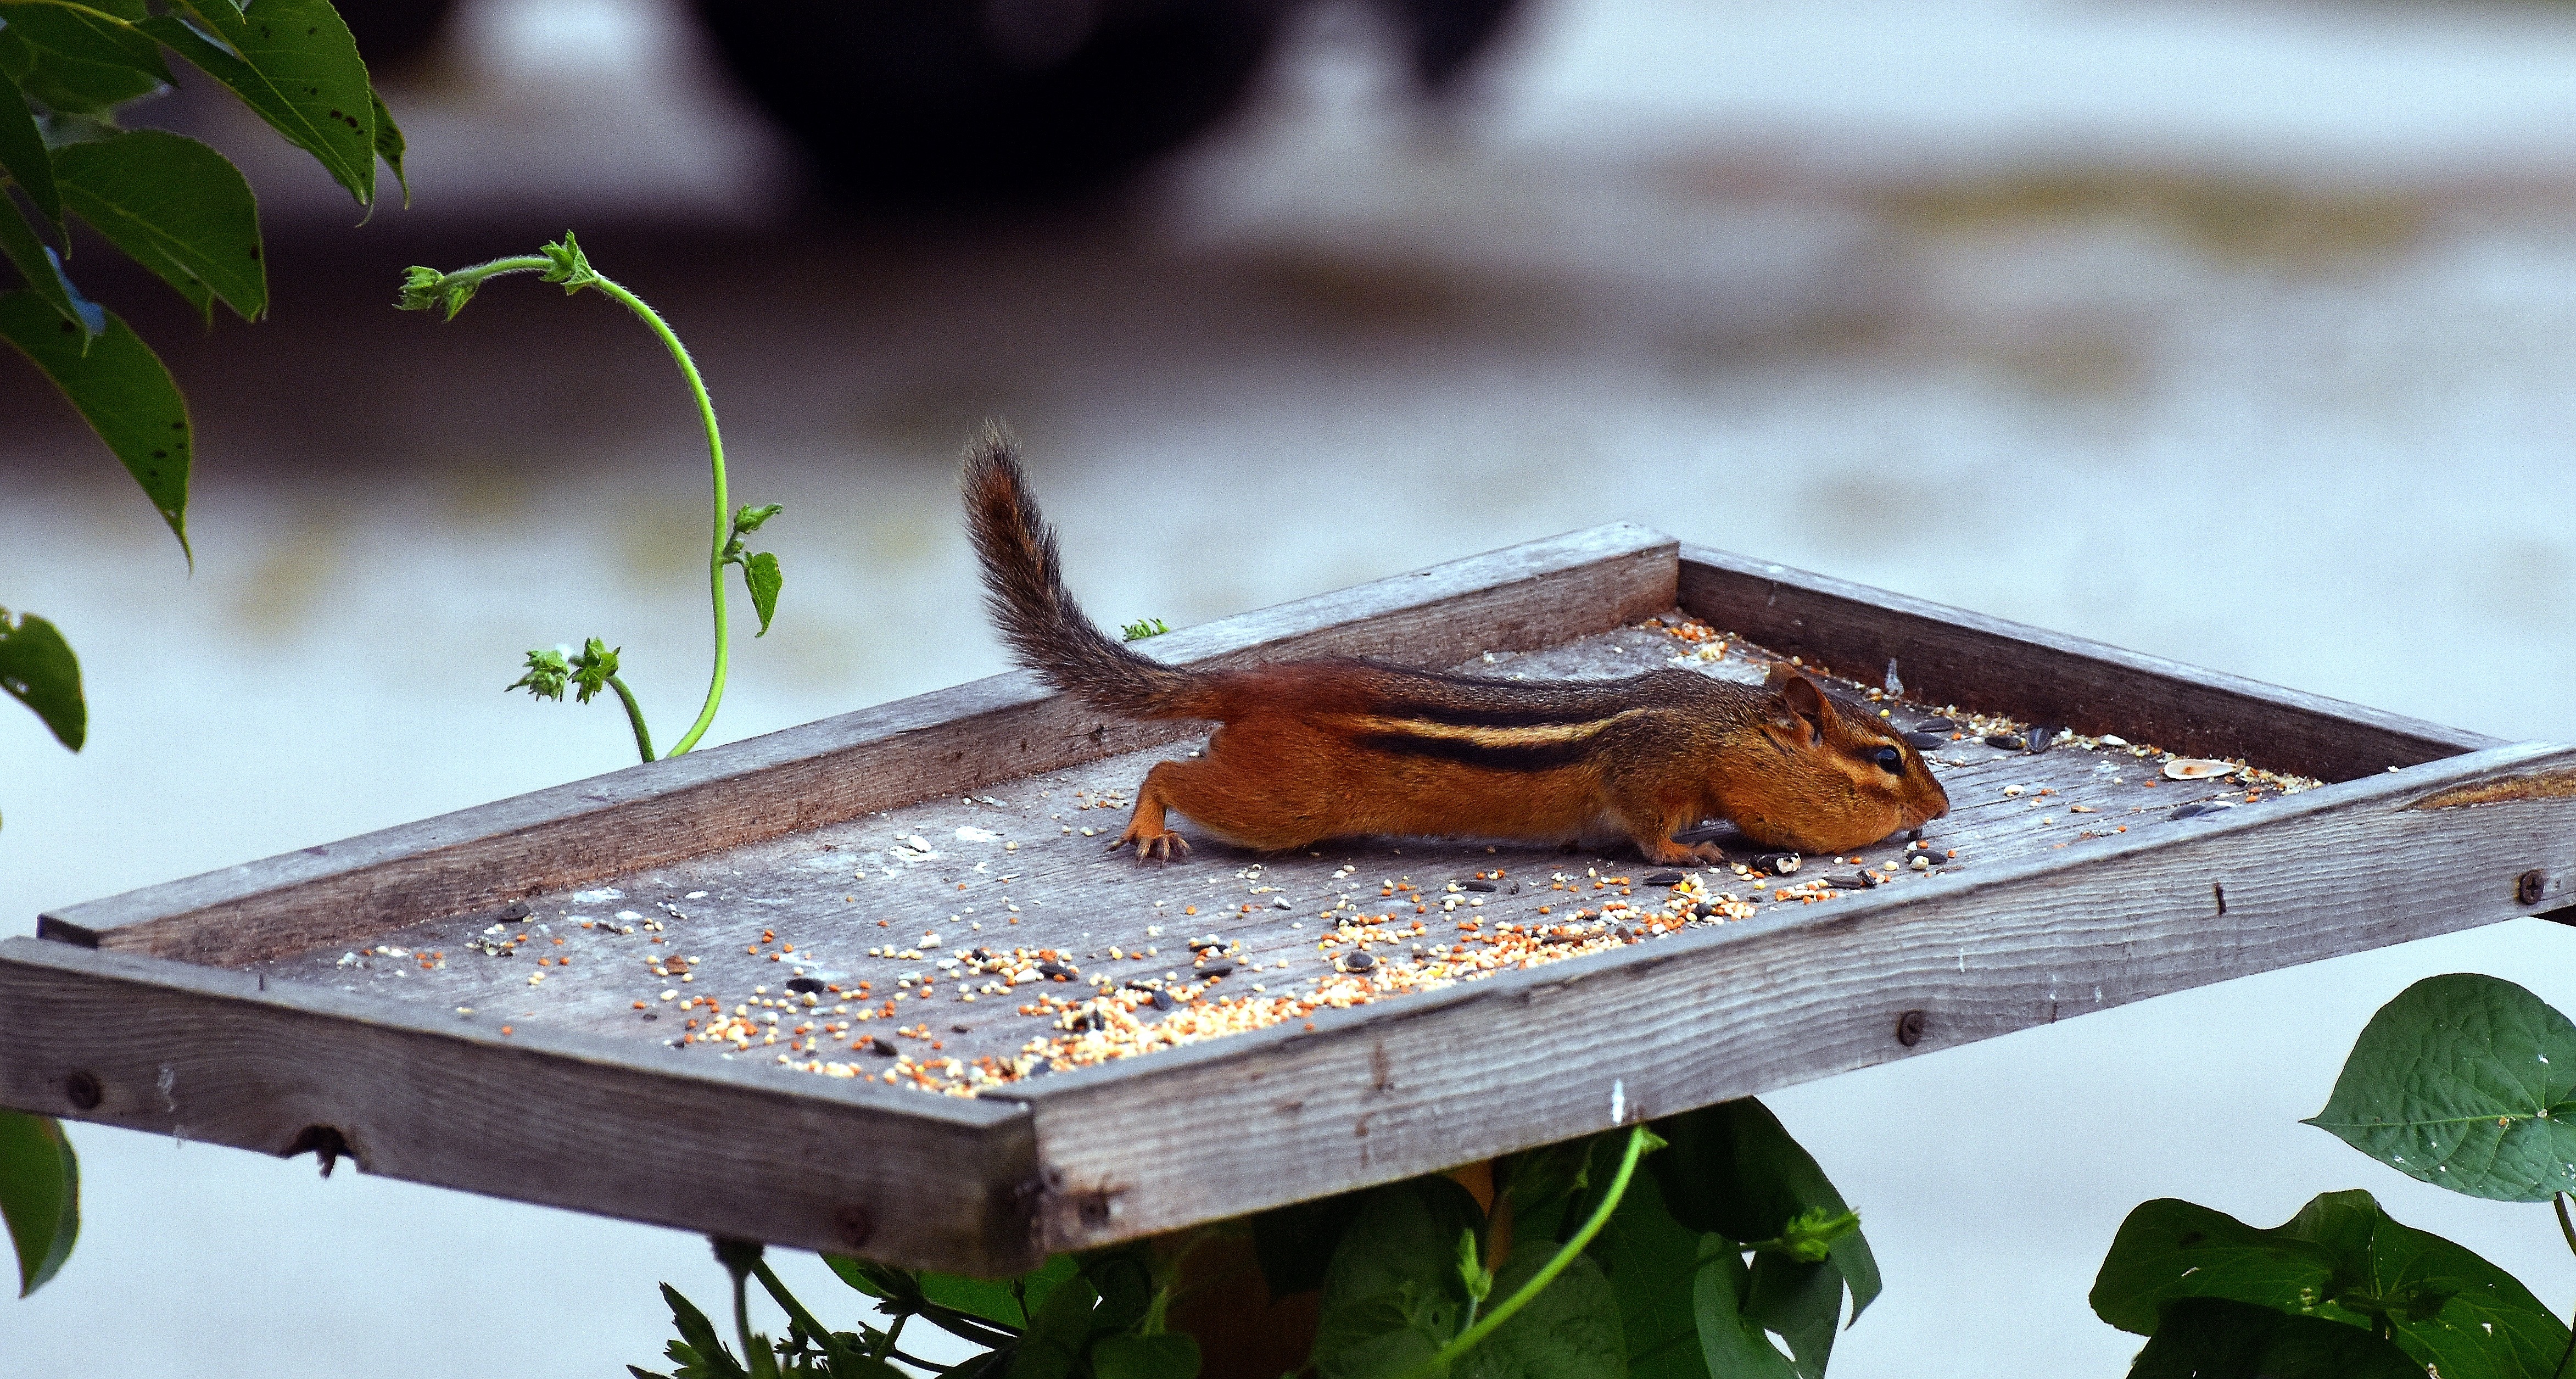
[910,1302,1021,1351]
[874,1311,907,1363]
[752,1258,832,1347]
[2555,1194,2576,1379]
[1401,1124,1652,1379]
[733,1261,756,1369]
[607,674,655,763]
[434,253,734,760]
[586,272,730,757]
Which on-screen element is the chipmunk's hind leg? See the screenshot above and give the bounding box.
[1114,761,1196,863]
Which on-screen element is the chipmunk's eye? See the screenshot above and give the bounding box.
[1873,745,1904,773]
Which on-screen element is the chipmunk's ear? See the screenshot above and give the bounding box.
[1763,670,1834,745]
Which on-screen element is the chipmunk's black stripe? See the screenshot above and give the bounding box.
[1353,732,1596,772]
[1380,702,1614,728]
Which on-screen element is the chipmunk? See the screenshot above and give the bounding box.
[963,428,1949,864]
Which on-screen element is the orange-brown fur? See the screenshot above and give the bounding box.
[963,426,1949,863]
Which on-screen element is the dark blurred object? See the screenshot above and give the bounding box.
[337,0,457,70]
[1380,0,1519,87]
[692,0,1524,208]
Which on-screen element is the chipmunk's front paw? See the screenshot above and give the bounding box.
[1636,838,1705,866]
[1686,841,1730,866]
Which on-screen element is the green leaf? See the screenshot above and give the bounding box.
[1741,1258,1837,1379]
[1456,1227,1491,1303]
[1088,1333,1200,1379]
[823,1255,917,1304]
[395,261,477,319]
[913,1255,1075,1333]
[1691,1247,1797,1379]
[0,292,188,554]
[568,637,620,704]
[540,230,599,291]
[1312,1178,1485,1379]
[1501,1135,1601,1240]
[2091,1198,2345,1336]
[54,128,263,321]
[136,0,375,207]
[655,1283,749,1379]
[2126,1298,2424,1379]
[0,1109,77,1296]
[1005,1274,1095,1379]
[0,606,82,750]
[2306,973,2576,1203]
[0,64,60,225]
[1454,1244,1624,1379]
[2092,1191,2571,1379]
[1080,1245,1156,1337]
[0,1,171,115]
[1311,1288,1450,1379]
[742,551,780,637]
[1650,1099,1880,1322]
[1744,1209,1857,1267]
[509,646,569,701]
[1251,1190,1368,1298]
[913,1271,1023,1330]
[1593,1173,1712,1379]
[0,193,103,334]
[368,86,404,204]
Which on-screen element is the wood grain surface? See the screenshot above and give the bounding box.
[41,524,1676,965]
[224,617,2295,1115]
[0,936,1048,1271]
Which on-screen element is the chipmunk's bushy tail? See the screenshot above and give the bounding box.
[963,424,1211,719]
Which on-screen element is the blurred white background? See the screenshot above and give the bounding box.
[5,0,2576,1372]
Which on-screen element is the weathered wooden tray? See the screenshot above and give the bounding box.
[5,526,2570,1276]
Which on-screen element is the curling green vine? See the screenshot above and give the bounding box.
[399,233,783,763]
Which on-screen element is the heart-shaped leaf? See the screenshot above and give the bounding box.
[2126,1298,2423,1379]
[1312,1178,1483,1379]
[2306,973,2576,1203]
[1651,1098,1880,1321]
[2093,1190,2570,1379]
[1453,1243,1624,1379]
[1691,1246,1797,1379]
